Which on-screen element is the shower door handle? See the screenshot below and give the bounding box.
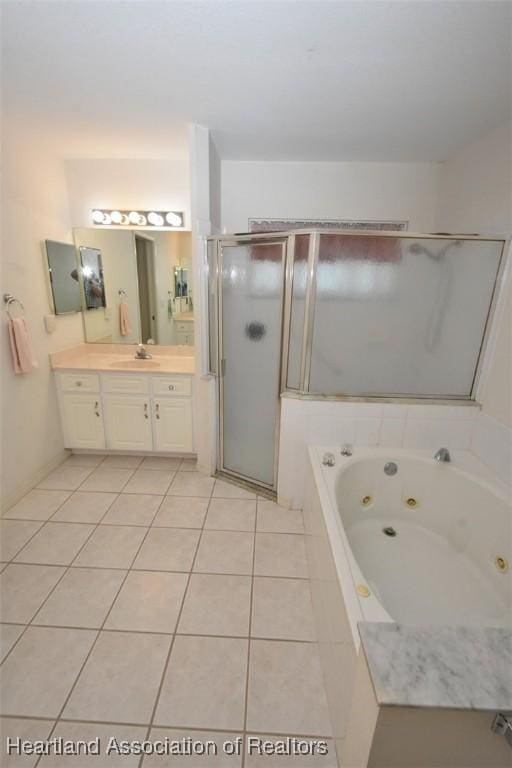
[221,357,226,377]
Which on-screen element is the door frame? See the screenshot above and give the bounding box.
[134,233,158,343]
[217,235,289,492]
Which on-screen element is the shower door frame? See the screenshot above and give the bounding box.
[215,235,292,492]
[207,230,509,489]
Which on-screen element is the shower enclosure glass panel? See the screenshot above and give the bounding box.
[309,235,503,396]
[286,234,310,390]
[220,240,286,488]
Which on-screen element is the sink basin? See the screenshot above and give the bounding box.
[109,359,161,369]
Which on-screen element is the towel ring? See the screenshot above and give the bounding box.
[3,293,25,320]
[118,290,127,298]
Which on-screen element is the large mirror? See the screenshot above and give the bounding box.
[73,229,193,346]
[45,240,82,314]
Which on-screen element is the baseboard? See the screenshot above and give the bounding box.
[1,449,71,512]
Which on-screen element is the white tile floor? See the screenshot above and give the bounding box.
[0,454,335,767]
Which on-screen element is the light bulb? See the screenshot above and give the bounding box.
[102,213,112,225]
[120,214,130,225]
[92,210,104,224]
[137,214,147,226]
[166,212,182,227]
[148,211,164,226]
[110,210,122,224]
[129,211,140,224]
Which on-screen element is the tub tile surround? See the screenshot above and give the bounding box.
[358,622,512,711]
[278,397,511,508]
[0,455,334,768]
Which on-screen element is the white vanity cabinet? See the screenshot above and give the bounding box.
[102,395,153,451]
[151,376,193,452]
[60,393,106,450]
[175,320,194,346]
[55,371,194,454]
[58,374,105,450]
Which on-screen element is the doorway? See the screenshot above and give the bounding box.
[135,234,157,343]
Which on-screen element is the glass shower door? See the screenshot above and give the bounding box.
[219,239,286,489]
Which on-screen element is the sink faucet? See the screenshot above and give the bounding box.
[135,343,152,360]
[434,447,451,462]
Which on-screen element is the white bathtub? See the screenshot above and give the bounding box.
[303,446,511,761]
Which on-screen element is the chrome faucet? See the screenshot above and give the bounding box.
[434,447,451,462]
[135,343,152,360]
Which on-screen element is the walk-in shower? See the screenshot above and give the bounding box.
[206,230,507,491]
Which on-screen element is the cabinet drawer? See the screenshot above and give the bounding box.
[101,374,149,394]
[176,321,193,332]
[152,376,192,397]
[59,373,100,393]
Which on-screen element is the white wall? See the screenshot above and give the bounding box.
[438,121,511,430]
[438,122,511,236]
[209,137,222,234]
[221,160,440,233]
[65,157,191,229]
[189,124,217,474]
[1,140,84,506]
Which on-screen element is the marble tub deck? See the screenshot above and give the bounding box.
[359,622,512,711]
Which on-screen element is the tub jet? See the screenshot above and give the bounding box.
[383,526,397,537]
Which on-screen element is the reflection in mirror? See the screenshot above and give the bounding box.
[45,240,82,314]
[174,267,189,297]
[79,247,106,309]
[73,228,193,346]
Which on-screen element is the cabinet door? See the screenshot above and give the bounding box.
[103,395,153,451]
[153,398,193,453]
[61,394,105,450]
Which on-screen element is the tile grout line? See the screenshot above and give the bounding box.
[31,493,167,768]
[136,477,217,768]
[240,497,259,768]
[0,712,333,741]
[1,564,309,579]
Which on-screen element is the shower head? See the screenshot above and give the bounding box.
[409,240,462,261]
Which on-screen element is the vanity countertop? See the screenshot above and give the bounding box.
[50,343,195,375]
[358,622,512,711]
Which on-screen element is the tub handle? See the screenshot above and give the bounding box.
[341,443,353,457]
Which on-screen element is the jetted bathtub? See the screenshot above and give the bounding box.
[302,446,511,761]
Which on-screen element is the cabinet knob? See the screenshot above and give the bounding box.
[168,384,175,391]
[144,403,149,419]
[156,403,160,420]
[94,401,100,417]
[76,381,82,387]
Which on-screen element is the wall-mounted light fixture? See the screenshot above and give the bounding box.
[91,209,184,228]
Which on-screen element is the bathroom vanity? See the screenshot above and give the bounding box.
[51,344,195,455]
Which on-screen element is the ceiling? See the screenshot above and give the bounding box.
[2,0,511,161]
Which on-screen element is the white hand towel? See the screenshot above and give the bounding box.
[119,301,131,336]
[8,317,38,374]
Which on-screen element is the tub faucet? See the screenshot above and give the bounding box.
[434,447,451,462]
[341,443,353,457]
